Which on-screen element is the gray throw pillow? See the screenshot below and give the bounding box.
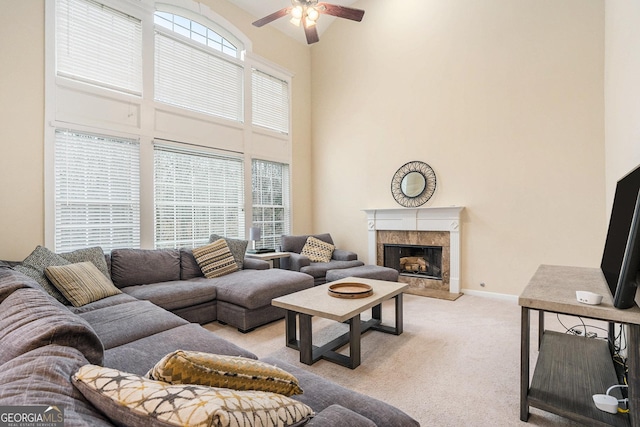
[60,246,110,279]
[209,234,248,270]
[15,246,71,304]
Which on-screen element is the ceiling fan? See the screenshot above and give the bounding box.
[252,0,365,45]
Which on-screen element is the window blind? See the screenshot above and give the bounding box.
[56,0,143,94]
[252,69,290,134]
[54,129,140,252]
[154,143,245,249]
[155,32,243,122]
[252,159,290,249]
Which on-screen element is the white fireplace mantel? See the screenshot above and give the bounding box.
[363,207,464,294]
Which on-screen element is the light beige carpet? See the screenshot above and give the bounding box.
[205,294,599,426]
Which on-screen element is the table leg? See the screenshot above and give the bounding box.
[299,313,313,365]
[395,293,404,335]
[521,307,530,422]
[627,324,639,427]
[272,258,281,269]
[285,310,297,349]
[349,313,361,369]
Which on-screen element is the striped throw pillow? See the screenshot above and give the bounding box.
[192,239,238,278]
[300,236,335,263]
[45,261,121,307]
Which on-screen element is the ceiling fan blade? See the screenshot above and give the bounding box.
[318,3,365,22]
[252,7,292,27]
[304,22,320,44]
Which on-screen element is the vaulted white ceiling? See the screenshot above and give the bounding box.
[226,0,361,45]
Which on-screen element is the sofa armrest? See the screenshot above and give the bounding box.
[332,249,358,261]
[242,258,270,270]
[280,252,310,271]
[307,405,377,427]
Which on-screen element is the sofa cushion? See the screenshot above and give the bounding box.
[192,239,238,278]
[0,288,104,366]
[0,345,113,427]
[300,236,335,263]
[59,246,111,279]
[103,323,257,376]
[0,267,39,304]
[120,277,216,311]
[78,300,188,349]
[73,365,313,427]
[45,261,122,307]
[307,405,377,427]
[110,249,180,287]
[209,234,248,270]
[14,245,71,304]
[300,260,365,279]
[212,269,314,310]
[148,350,303,397]
[261,357,420,427]
[281,233,334,254]
[179,248,204,279]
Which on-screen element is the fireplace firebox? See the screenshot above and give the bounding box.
[384,244,443,280]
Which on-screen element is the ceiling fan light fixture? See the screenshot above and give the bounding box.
[306,7,320,22]
[291,5,304,19]
[290,16,301,26]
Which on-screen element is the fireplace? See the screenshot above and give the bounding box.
[384,244,443,280]
[363,207,464,297]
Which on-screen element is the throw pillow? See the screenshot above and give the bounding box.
[15,245,71,304]
[209,234,248,270]
[192,239,238,279]
[147,350,303,397]
[73,365,314,427]
[45,261,122,307]
[59,246,110,279]
[300,236,335,263]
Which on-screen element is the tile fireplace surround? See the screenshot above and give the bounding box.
[363,207,464,297]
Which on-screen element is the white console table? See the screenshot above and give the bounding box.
[520,265,640,426]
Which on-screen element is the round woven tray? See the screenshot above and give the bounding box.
[328,282,373,299]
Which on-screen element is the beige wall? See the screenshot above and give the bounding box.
[311,0,606,295]
[605,0,640,206]
[0,0,313,260]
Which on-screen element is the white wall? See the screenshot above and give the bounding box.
[605,0,640,207]
[311,0,606,295]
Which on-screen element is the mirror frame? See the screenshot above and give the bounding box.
[391,161,437,207]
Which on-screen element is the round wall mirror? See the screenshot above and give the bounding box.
[391,161,437,207]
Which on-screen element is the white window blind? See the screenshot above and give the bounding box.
[54,129,140,252]
[252,159,290,249]
[155,32,243,122]
[56,0,143,94]
[154,143,245,249]
[252,69,290,134]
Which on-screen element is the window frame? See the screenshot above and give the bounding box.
[44,0,293,251]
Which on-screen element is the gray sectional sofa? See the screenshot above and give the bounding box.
[0,258,419,426]
[106,247,314,332]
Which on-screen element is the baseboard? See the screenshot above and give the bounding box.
[461,288,519,303]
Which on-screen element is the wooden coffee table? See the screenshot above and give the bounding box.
[272,277,409,369]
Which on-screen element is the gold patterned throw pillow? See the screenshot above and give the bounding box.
[45,261,121,307]
[192,239,238,278]
[73,365,314,427]
[147,350,303,397]
[300,236,335,263]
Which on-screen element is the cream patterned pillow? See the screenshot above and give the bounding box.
[147,350,303,397]
[192,239,238,278]
[300,236,335,263]
[45,261,121,307]
[73,365,313,427]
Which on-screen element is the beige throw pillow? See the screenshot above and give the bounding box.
[147,350,303,397]
[300,236,335,263]
[192,239,238,278]
[45,261,121,307]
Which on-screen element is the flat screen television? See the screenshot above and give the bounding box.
[601,163,640,309]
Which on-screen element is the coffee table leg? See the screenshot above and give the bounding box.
[285,310,298,349]
[349,313,362,369]
[299,313,313,365]
[395,293,404,335]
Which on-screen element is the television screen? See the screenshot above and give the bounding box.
[601,163,640,308]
